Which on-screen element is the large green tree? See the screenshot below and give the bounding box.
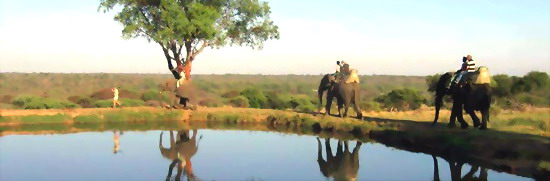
[99,0,279,80]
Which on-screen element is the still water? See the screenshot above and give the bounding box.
[0,130,530,181]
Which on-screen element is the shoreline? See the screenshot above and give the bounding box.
[0,107,549,179]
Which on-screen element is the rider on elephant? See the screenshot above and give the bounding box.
[451,55,476,87]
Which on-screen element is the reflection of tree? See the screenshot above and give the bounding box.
[159,130,200,181]
[316,138,362,181]
[431,155,488,181]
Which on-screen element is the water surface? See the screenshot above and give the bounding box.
[0,130,530,181]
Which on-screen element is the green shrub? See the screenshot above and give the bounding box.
[142,90,171,103]
[375,88,426,111]
[361,101,382,112]
[265,92,291,110]
[92,98,144,108]
[12,95,78,109]
[68,96,95,108]
[295,104,317,113]
[289,95,316,112]
[21,114,69,124]
[240,88,268,108]
[92,100,113,108]
[229,96,249,108]
[221,90,240,98]
[199,98,223,107]
[74,115,102,123]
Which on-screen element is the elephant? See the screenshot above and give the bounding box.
[317,66,362,119]
[431,155,488,181]
[159,130,200,181]
[432,70,491,130]
[316,138,362,181]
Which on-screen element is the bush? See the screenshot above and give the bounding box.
[221,90,240,98]
[67,96,95,108]
[295,104,317,113]
[199,98,223,107]
[12,95,79,109]
[240,88,268,108]
[289,95,316,112]
[375,88,426,111]
[265,92,291,110]
[92,100,113,108]
[361,101,382,112]
[92,98,144,108]
[229,96,249,108]
[142,90,170,103]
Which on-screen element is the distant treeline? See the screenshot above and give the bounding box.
[0,72,547,111]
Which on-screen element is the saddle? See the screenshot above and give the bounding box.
[343,69,360,83]
[455,66,491,87]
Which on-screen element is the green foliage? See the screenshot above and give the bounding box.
[99,0,279,79]
[289,95,316,112]
[512,71,549,93]
[425,74,441,93]
[229,96,249,108]
[199,98,223,107]
[68,96,96,108]
[492,74,513,97]
[361,101,382,112]
[120,98,145,107]
[142,90,170,103]
[240,88,268,108]
[12,95,79,109]
[375,88,426,111]
[92,100,113,108]
[265,92,291,110]
[92,98,144,108]
[20,114,69,124]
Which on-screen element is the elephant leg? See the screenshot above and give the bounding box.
[480,167,488,180]
[318,90,324,113]
[325,138,334,163]
[465,108,481,128]
[449,101,460,128]
[457,109,469,129]
[316,137,323,161]
[336,94,344,118]
[462,165,479,180]
[454,101,468,129]
[325,94,333,116]
[449,161,464,181]
[166,160,179,181]
[352,91,362,119]
[342,96,351,118]
[433,95,443,126]
[480,108,489,130]
[432,155,440,181]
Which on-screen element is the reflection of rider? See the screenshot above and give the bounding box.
[431,155,488,181]
[160,130,200,181]
[316,137,362,181]
[113,130,122,154]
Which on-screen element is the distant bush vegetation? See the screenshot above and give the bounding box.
[12,95,78,109]
[1,72,547,111]
[375,88,426,111]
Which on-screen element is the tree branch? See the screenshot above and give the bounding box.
[191,40,209,61]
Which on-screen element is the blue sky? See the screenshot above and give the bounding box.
[0,0,549,75]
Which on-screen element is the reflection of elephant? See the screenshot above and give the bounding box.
[431,155,488,181]
[159,130,200,181]
[316,138,362,181]
[432,71,491,129]
[317,68,362,118]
